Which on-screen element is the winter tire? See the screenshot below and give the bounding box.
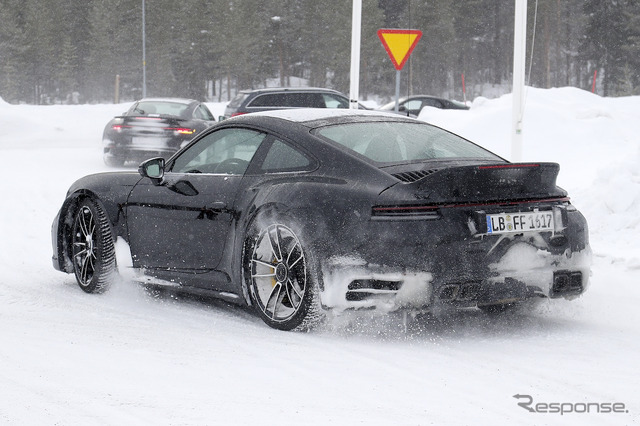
[244,219,323,331]
[71,198,116,293]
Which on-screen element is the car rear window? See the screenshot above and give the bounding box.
[261,139,312,172]
[132,101,189,117]
[314,121,502,163]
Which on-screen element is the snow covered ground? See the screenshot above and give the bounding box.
[0,88,639,425]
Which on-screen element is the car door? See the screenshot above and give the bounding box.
[126,127,267,274]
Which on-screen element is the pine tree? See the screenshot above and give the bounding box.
[86,0,141,102]
[580,0,633,96]
[0,0,29,102]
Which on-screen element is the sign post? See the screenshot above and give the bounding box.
[377,29,422,112]
[511,0,527,161]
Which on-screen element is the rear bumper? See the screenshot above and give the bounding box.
[103,145,178,163]
[102,135,188,162]
[319,247,591,312]
[316,204,591,312]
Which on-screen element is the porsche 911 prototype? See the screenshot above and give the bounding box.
[52,109,591,330]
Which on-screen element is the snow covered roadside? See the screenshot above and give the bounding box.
[0,91,639,425]
[420,86,640,265]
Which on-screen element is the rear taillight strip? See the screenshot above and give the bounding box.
[164,127,195,134]
[478,164,540,169]
[373,196,570,215]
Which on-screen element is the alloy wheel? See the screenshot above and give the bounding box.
[72,206,97,287]
[250,224,307,322]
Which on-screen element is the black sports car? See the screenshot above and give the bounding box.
[102,98,216,167]
[379,95,470,117]
[52,109,591,331]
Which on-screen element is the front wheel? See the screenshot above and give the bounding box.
[71,198,116,293]
[245,221,323,331]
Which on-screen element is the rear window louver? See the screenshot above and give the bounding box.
[391,169,439,183]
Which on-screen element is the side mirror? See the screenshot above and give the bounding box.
[138,157,165,182]
[398,105,407,112]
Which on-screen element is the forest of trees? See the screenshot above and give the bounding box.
[1,0,639,105]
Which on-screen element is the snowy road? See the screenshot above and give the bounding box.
[1,91,639,425]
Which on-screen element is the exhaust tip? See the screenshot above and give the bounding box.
[551,271,583,298]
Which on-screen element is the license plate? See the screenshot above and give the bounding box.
[486,211,554,234]
[131,137,168,148]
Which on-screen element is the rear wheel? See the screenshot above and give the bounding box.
[244,220,323,331]
[71,198,116,293]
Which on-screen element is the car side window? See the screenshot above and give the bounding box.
[422,98,444,109]
[403,99,423,114]
[193,105,214,120]
[171,128,266,175]
[260,139,312,172]
[248,94,284,107]
[286,93,325,108]
[322,94,348,108]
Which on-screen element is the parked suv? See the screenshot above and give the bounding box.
[222,87,363,119]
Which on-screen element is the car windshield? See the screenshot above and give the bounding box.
[314,121,502,164]
[132,101,190,117]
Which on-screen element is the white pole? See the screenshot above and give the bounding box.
[349,0,362,109]
[511,0,527,161]
[142,0,147,98]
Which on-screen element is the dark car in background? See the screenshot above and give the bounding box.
[379,95,470,117]
[53,109,590,331]
[102,98,216,166]
[222,87,365,119]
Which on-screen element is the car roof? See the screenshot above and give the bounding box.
[238,87,345,96]
[137,97,199,105]
[229,108,414,127]
[396,95,445,103]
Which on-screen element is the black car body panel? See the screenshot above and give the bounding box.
[54,109,590,322]
[102,98,216,166]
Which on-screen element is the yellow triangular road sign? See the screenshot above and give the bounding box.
[377,29,423,71]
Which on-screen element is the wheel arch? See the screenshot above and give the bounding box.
[231,179,368,304]
[235,202,293,306]
[239,206,325,330]
[55,190,120,274]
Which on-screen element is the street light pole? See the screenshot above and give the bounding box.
[511,0,527,161]
[142,0,147,98]
[349,0,362,109]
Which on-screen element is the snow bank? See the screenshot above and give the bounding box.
[419,86,640,265]
[0,89,639,425]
